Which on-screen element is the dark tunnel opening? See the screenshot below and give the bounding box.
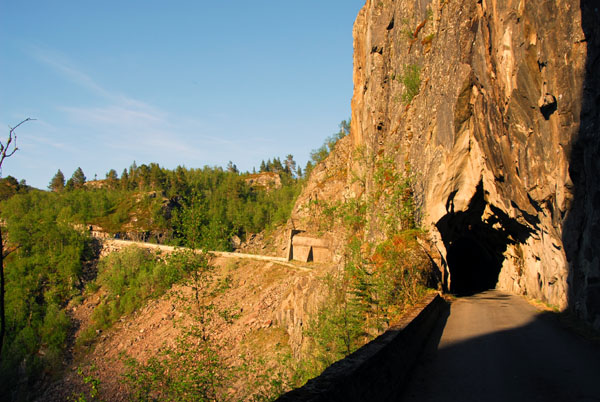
[446,235,504,295]
[436,181,537,296]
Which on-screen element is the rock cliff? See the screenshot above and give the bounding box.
[299,0,599,327]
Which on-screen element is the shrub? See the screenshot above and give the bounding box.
[79,247,196,347]
[123,325,227,402]
[294,157,434,387]
[399,64,422,104]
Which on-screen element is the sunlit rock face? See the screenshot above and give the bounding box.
[348,0,599,327]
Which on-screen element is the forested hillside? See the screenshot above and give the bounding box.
[0,161,302,398]
[0,120,350,400]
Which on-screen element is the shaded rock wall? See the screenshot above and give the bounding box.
[348,0,599,326]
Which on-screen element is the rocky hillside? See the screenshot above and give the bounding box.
[38,252,332,401]
[336,0,598,327]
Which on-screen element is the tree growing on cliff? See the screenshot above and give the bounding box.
[0,118,33,359]
[305,119,351,177]
[399,64,421,104]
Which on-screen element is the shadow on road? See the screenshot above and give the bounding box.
[400,297,600,402]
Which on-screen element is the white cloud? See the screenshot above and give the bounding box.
[29,46,113,100]
[23,46,270,175]
[59,104,164,127]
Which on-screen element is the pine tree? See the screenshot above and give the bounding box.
[272,157,284,173]
[285,154,296,176]
[106,169,118,189]
[149,163,165,190]
[121,169,130,190]
[305,161,314,177]
[106,169,118,181]
[48,169,65,192]
[129,161,138,177]
[69,167,86,189]
[226,161,238,174]
[137,164,150,189]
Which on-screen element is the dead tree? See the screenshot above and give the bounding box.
[0,118,33,359]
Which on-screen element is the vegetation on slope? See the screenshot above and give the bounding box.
[291,151,434,385]
[0,157,302,399]
[0,118,434,401]
[0,190,96,397]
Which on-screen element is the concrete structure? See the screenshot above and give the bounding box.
[288,231,332,263]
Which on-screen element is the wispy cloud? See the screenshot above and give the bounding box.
[29,46,167,122]
[59,105,164,127]
[28,47,205,154]
[23,46,258,173]
[29,46,114,99]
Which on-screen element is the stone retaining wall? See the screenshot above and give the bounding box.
[275,293,448,402]
[99,238,290,264]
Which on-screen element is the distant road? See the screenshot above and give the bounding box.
[99,238,313,271]
[400,290,600,402]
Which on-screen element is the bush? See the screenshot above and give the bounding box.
[80,247,195,347]
[0,190,95,392]
[400,64,421,104]
[295,158,433,387]
[123,325,227,402]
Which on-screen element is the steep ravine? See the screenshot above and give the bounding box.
[344,0,599,327]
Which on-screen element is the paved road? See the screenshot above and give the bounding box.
[400,290,600,402]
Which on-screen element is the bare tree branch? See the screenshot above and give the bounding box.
[0,118,34,175]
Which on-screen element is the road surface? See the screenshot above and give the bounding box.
[400,290,600,402]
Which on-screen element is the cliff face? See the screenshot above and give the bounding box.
[347,0,599,326]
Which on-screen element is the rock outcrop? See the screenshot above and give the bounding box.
[289,135,353,262]
[245,172,283,190]
[314,0,598,327]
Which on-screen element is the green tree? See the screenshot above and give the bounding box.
[136,164,151,189]
[49,170,65,192]
[304,161,314,178]
[105,169,118,189]
[272,157,284,173]
[120,169,129,190]
[226,161,238,174]
[338,119,350,138]
[68,167,86,190]
[285,154,296,177]
[0,176,26,201]
[149,163,165,190]
[122,251,226,402]
[0,118,33,360]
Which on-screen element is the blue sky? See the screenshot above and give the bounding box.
[0,1,365,189]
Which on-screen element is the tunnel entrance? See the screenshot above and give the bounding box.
[436,181,536,296]
[445,234,505,295]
